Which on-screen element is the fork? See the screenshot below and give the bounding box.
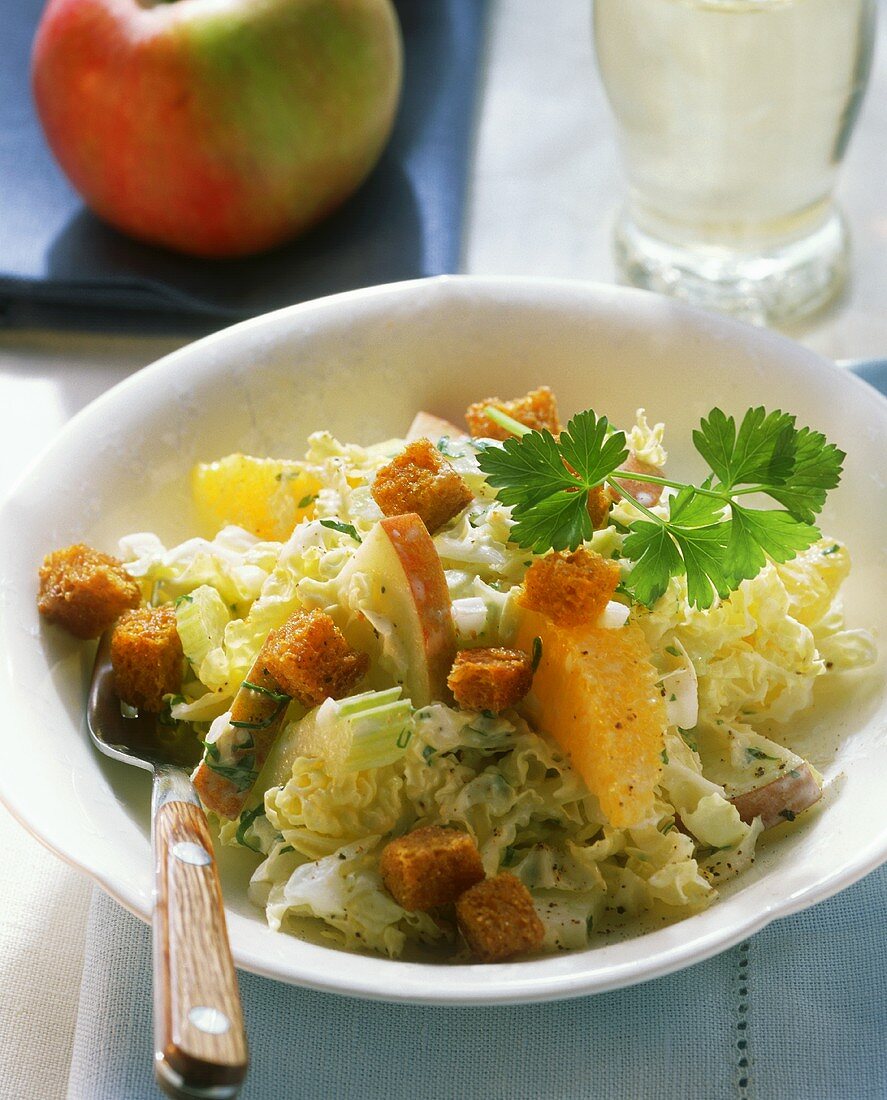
[87,631,249,1099]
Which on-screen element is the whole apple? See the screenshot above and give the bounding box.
[32,0,403,258]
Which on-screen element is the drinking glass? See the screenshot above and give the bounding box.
[593,0,877,324]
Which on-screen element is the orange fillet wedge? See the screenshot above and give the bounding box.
[515,609,666,827]
[192,454,321,541]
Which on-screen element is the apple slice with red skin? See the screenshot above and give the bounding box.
[337,513,456,707]
[192,653,293,821]
[406,412,466,444]
[608,454,665,509]
[730,763,822,830]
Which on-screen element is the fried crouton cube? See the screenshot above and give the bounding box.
[465,386,561,440]
[37,544,140,640]
[455,873,545,962]
[447,647,534,713]
[380,826,485,911]
[110,606,183,712]
[587,485,612,529]
[371,439,473,535]
[520,548,620,628]
[260,609,369,708]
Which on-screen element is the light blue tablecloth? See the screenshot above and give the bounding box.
[66,863,886,1100]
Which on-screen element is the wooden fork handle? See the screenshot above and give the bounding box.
[152,765,248,1099]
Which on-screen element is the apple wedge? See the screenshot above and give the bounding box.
[692,722,823,831]
[405,411,466,443]
[608,453,665,509]
[337,513,456,707]
[730,764,822,829]
[192,655,294,821]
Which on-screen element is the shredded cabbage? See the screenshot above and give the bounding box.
[636,539,873,728]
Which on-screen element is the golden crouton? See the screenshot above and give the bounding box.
[447,648,534,713]
[455,873,545,962]
[465,386,561,441]
[371,439,473,535]
[380,825,485,911]
[259,609,369,708]
[38,543,140,640]
[520,548,620,628]
[110,606,183,713]
[587,485,612,529]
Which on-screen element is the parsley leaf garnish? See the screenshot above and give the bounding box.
[475,404,843,609]
[693,406,797,488]
[479,411,628,554]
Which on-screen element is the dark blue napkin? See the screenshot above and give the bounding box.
[0,0,487,332]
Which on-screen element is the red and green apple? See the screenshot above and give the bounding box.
[32,0,403,257]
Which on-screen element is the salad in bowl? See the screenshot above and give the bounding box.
[37,382,875,964]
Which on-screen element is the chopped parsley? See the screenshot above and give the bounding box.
[319,519,362,543]
[744,746,779,763]
[235,804,267,853]
[468,438,496,454]
[241,680,291,704]
[158,694,185,729]
[230,705,288,731]
[203,755,258,793]
[229,682,291,730]
[200,737,221,762]
[436,437,462,458]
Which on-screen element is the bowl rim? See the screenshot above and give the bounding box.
[2,273,885,1004]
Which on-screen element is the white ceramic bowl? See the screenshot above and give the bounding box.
[1,276,885,1004]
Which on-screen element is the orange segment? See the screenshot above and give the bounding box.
[516,609,665,827]
[191,454,322,541]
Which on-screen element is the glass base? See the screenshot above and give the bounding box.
[613,207,849,326]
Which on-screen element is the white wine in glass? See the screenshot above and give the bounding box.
[594,0,876,324]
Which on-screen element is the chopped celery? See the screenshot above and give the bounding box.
[295,687,414,773]
[175,584,231,672]
[334,686,402,716]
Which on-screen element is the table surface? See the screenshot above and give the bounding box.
[2,1,885,1095]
